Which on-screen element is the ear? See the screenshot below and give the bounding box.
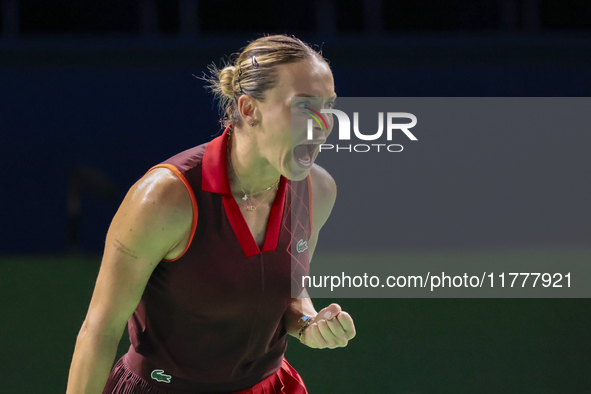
[237,95,258,125]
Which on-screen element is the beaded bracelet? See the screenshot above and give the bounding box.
[297,315,312,343]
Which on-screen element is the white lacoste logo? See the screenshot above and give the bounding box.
[296,239,308,253]
[151,369,172,383]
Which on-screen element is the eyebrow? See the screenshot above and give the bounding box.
[294,93,338,98]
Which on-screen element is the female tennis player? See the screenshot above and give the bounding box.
[66,34,356,394]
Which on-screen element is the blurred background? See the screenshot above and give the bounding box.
[1,0,590,393]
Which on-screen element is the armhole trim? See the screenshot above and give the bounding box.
[145,164,198,262]
[307,173,313,236]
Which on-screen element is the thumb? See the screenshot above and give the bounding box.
[314,303,342,322]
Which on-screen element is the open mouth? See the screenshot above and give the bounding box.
[293,143,319,168]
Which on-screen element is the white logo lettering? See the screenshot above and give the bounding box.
[316,110,417,141]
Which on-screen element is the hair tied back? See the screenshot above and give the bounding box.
[202,34,328,129]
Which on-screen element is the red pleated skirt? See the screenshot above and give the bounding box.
[102,354,309,394]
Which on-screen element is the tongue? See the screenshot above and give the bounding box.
[294,144,310,162]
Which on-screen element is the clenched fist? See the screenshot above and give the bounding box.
[300,303,356,349]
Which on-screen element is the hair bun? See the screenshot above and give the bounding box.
[219,66,236,98]
[203,34,327,128]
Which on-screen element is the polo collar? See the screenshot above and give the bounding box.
[202,126,232,194]
[200,126,289,257]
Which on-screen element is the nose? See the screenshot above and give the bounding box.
[309,127,328,144]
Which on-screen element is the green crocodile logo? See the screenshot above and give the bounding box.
[151,369,172,383]
[297,239,308,253]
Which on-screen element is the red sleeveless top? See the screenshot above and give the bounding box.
[124,127,313,393]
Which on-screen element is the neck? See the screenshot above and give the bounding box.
[227,127,281,196]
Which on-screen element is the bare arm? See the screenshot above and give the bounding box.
[66,168,193,394]
[285,164,337,338]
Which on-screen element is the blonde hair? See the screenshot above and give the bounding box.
[203,34,328,128]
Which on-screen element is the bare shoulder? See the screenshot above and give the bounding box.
[309,163,337,231]
[131,167,193,217]
[309,163,337,193]
[129,168,192,225]
[114,166,194,256]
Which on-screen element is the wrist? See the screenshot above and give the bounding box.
[296,315,313,342]
[286,311,317,338]
[285,295,317,338]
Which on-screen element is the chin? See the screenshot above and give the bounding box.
[287,161,314,181]
[288,172,310,182]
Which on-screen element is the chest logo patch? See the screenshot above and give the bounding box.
[151,369,172,383]
[297,239,308,253]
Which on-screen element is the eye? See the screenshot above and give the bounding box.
[325,101,335,109]
[296,102,310,109]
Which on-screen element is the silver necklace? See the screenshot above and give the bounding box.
[241,185,278,211]
[227,134,280,211]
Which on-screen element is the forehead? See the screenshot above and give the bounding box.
[269,59,335,100]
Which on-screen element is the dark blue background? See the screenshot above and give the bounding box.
[2,36,591,254]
